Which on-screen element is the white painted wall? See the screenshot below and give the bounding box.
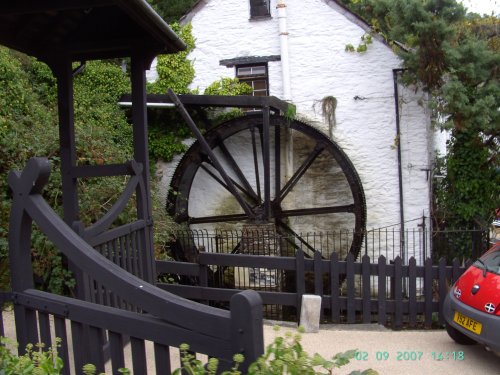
[155,0,440,262]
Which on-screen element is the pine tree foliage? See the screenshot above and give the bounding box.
[341,0,499,228]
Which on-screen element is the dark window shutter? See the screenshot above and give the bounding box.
[250,0,270,18]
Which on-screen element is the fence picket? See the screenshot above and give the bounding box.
[109,331,126,375]
[314,251,323,321]
[131,337,148,375]
[38,311,52,348]
[424,258,433,327]
[88,326,105,373]
[362,254,371,323]
[330,252,340,323]
[408,257,417,327]
[70,321,87,374]
[314,251,323,296]
[393,257,402,328]
[438,258,447,326]
[54,316,70,375]
[452,258,461,283]
[154,343,171,375]
[346,253,355,323]
[296,250,305,317]
[377,256,387,325]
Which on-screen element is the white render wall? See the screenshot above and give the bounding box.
[172,0,436,260]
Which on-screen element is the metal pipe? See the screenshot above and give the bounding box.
[277,0,291,101]
[393,69,406,263]
[277,1,294,184]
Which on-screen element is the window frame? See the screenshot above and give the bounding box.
[235,63,269,97]
[249,0,271,19]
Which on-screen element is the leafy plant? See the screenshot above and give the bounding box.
[0,337,64,375]
[148,23,195,95]
[247,326,377,375]
[345,33,373,53]
[173,327,378,375]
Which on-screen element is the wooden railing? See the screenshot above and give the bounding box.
[5,158,264,374]
[157,251,471,328]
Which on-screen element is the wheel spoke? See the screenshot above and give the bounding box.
[274,123,281,199]
[189,213,250,224]
[275,143,325,205]
[200,164,259,205]
[280,204,355,217]
[168,89,255,219]
[275,220,317,257]
[250,126,262,202]
[218,141,260,202]
[262,108,271,219]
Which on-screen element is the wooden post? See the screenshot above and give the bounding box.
[329,252,340,323]
[230,290,264,373]
[130,53,155,284]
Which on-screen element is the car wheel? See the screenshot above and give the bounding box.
[445,323,477,345]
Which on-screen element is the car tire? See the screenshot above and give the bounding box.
[445,322,477,345]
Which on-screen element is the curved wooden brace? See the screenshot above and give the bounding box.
[83,160,144,239]
[8,159,229,338]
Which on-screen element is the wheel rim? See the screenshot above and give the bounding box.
[167,114,366,260]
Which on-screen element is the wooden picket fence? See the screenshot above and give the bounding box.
[157,251,471,329]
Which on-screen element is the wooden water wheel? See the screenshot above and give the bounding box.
[167,112,366,261]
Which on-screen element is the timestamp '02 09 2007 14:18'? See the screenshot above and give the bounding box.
[354,351,465,361]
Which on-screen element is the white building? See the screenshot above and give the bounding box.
[157,0,446,263]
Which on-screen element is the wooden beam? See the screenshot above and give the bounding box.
[0,1,114,15]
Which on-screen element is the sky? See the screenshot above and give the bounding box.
[460,0,499,15]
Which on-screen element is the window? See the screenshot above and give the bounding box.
[250,0,271,19]
[236,64,268,97]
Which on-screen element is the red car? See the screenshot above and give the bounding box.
[444,242,500,353]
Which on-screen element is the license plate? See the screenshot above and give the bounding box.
[453,311,482,335]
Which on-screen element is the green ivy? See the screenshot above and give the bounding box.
[0,49,138,293]
[148,23,195,95]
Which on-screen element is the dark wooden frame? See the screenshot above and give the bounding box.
[2,2,264,373]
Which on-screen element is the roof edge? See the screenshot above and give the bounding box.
[324,0,409,52]
[118,0,187,51]
[179,0,209,25]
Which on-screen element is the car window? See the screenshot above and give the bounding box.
[474,246,500,275]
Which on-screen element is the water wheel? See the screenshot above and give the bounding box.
[167,113,366,261]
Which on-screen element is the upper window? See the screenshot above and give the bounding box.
[250,0,271,19]
[236,64,268,97]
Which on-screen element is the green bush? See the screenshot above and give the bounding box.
[0,48,141,294]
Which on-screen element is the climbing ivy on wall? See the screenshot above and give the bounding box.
[146,24,253,161]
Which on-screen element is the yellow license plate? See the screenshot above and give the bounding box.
[453,311,482,335]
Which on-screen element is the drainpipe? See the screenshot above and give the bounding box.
[277,0,291,101]
[393,69,406,263]
[277,0,294,181]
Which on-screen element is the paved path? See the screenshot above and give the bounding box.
[2,310,499,374]
[266,322,499,375]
